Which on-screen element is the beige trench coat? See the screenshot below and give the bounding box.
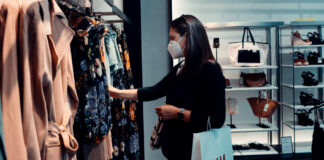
[1,0,79,159]
[18,0,79,159]
[0,0,28,159]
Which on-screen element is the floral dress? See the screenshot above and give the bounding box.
[71,22,112,144]
[110,29,140,160]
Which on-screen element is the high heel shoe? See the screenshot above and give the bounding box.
[307,32,324,45]
[301,71,319,86]
[299,91,321,106]
[295,110,314,126]
[292,31,312,46]
[294,52,308,66]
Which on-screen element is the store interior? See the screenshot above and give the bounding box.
[1,0,324,160]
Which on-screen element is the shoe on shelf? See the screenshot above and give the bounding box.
[307,52,321,65]
[294,52,308,66]
[307,32,324,45]
[301,71,319,86]
[292,31,312,46]
[299,91,322,106]
[295,110,314,126]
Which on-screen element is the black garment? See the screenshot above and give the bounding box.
[312,119,324,160]
[138,62,226,160]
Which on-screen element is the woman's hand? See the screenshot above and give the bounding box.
[155,104,180,120]
[108,85,120,98]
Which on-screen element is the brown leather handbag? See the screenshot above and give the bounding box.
[241,72,266,87]
[247,91,280,118]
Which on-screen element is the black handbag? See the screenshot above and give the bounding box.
[237,28,261,63]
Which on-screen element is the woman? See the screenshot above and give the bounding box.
[109,15,225,160]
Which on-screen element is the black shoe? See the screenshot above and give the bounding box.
[296,110,314,126]
[307,52,321,65]
[302,71,319,86]
[299,91,322,106]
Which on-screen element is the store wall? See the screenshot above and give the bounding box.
[141,0,171,160]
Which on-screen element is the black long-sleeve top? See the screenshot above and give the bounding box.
[138,62,226,160]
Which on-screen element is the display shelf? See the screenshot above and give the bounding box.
[204,21,284,30]
[283,121,324,130]
[281,64,324,68]
[226,85,278,91]
[222,65,278,70]
[294,142,312,154]
[282,103,316,110]
[281,83,324,89]
[230,123,278,133]
[234,145,278,156]
[280,44,324,49]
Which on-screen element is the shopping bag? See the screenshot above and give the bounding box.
[191,119,234,160]
[228,27,269,67]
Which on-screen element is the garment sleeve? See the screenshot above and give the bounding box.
[137,63,181,101]
[190,63,226,132]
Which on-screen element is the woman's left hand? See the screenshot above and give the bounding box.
[155,104,180,120]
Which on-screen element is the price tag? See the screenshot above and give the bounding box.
[318,58,322,64]
[281,136,293,154]
[263,103,269,112]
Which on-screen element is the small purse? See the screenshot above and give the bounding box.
[240,72,266,87]
[149,118,163,150]
[247,91,280,118]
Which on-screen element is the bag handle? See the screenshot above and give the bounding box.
[207,116,212,131]
[241,27,256,48]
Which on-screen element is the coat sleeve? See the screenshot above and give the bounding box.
[190,63,226,132]
[137,63,181,101]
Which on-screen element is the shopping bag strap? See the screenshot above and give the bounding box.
[207,116,212,131]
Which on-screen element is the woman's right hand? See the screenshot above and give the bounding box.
[108,85,120,98]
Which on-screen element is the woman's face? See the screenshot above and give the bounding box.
[169,27,186,51]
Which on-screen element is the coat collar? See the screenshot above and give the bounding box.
[38,0,75,69]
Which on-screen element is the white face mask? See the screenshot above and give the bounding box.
[168,36,184,59]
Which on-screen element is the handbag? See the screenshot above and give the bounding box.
[191,117,234,160]
[149,118,163,150]
[228,27,269,67]
[240,72,266,87]
[247,91,280,118]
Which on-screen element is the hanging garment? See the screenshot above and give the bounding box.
[69,17,112,159]
[110,29,140,160]
[0,0,28,159]
[18,0,79,159]
[104,27,124,85]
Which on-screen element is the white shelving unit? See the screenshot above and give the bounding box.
[281,64,324,68]
[233,145,278,156]
[222,65,278,70]
[207,21,283,157]
[283,121,324,130]
[231,123,278,133]
[279,21,324,155]
[226,85,278,91]
[281,83,324,89]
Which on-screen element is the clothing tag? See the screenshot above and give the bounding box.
[263,103,269,112]
[318,58,322,64]
[42,0,52,35]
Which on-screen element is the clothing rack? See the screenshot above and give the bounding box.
[91,0,131,24]
[308,102,324,114]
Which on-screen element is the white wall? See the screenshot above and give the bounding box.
[141,0,170,160]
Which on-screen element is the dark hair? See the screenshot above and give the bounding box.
[170,15,216,78]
